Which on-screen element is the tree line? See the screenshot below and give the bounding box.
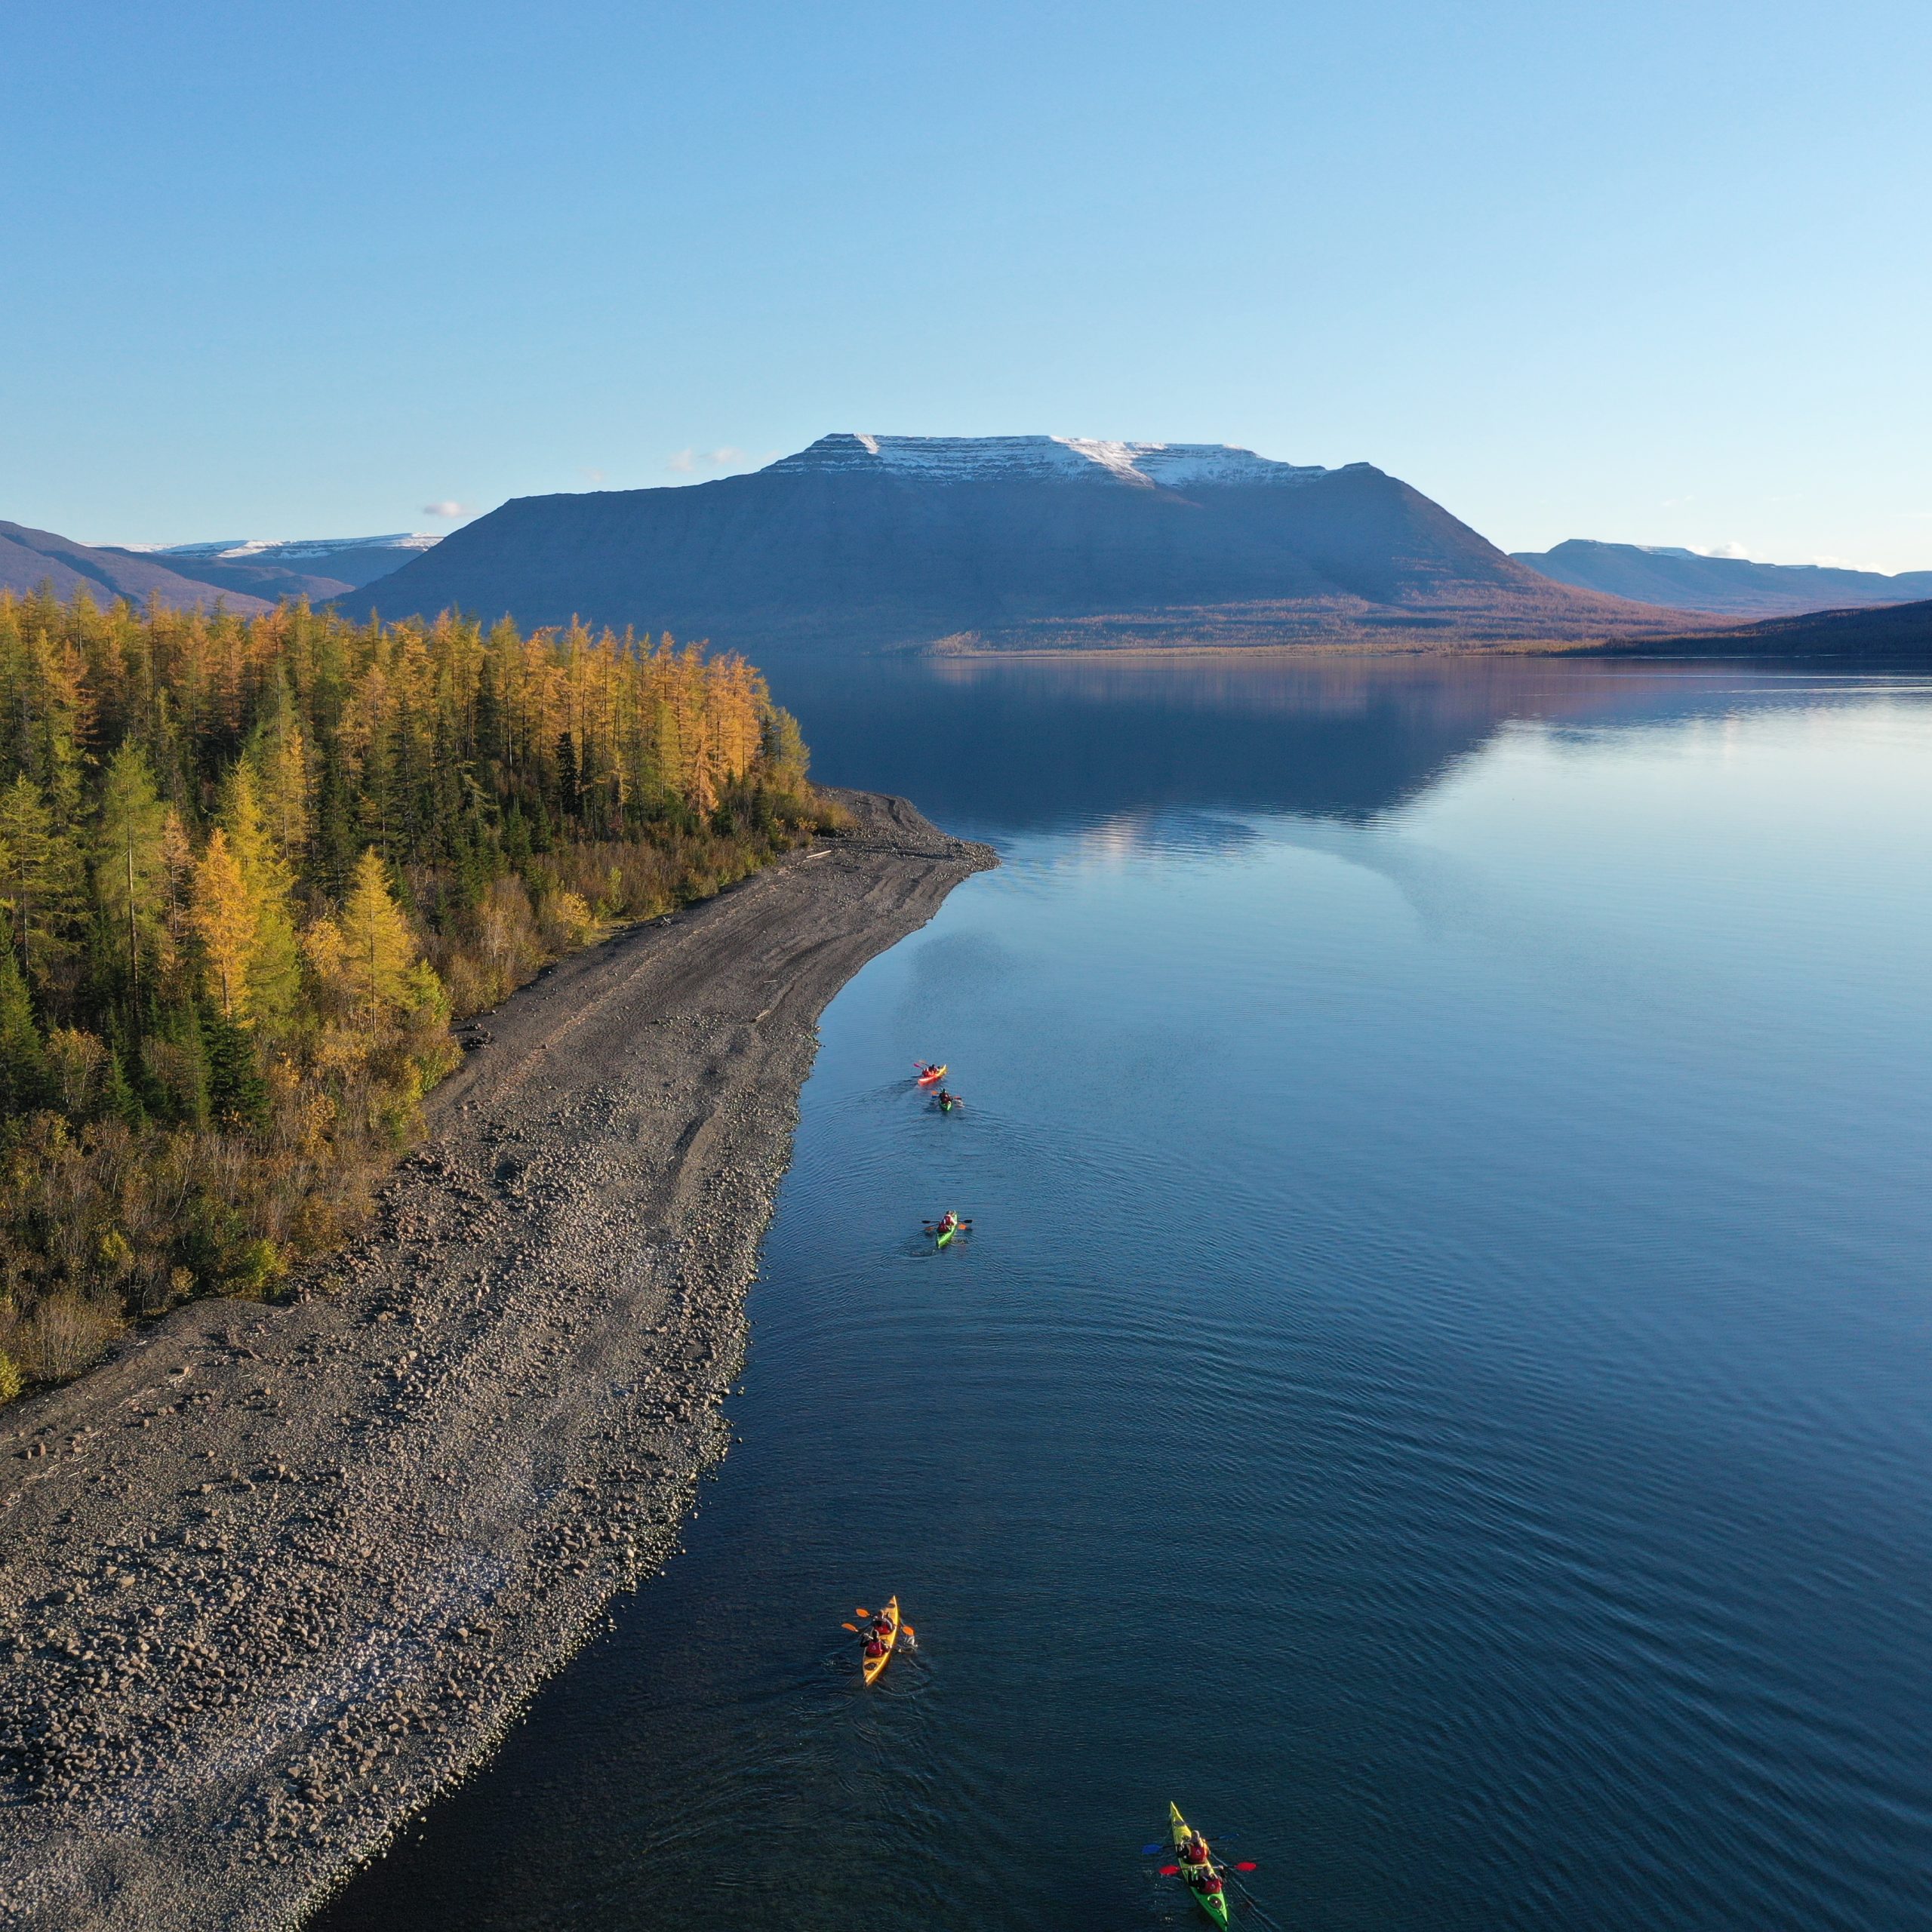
[0,587,824,1398]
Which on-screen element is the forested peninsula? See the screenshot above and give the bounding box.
[0,588,821,1401]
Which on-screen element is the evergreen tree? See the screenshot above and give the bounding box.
[205,1004,269,1130]
[0,946,45,1112]
[0,772,83,997]
[92,742,171,1014]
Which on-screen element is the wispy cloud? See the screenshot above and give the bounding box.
[422,500,472,519]
[665,446,776,476]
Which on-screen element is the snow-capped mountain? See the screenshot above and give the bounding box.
[109,532,441,599]
[768,433,1332,490]
[123,533,441,566]
[351,433,1697,653]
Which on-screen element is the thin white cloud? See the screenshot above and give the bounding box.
[665,446,775,476]
[423,500,472,519]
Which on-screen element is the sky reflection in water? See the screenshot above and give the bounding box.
[320,658,1932,1932]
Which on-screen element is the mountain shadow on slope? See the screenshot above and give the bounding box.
[0,522,275,615]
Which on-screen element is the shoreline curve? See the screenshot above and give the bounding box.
[0,789,995,1932]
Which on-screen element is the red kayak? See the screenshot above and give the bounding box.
[915,1061,947,1084]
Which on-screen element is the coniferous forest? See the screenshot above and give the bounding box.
[0,588,826,1398]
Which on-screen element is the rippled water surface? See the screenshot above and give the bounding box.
[321,659,1932,1931]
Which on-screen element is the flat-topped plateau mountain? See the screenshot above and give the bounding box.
[1515,537,1932,617]
[346,434,1701,654]
[0,521,275,614]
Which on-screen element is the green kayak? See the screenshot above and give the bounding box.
[1170,1802,1230,1928]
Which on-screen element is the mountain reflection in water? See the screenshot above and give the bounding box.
[764,651,1782,829]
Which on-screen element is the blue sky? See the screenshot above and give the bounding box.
[4,0,1927,569]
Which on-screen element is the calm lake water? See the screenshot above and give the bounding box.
[320,657,1932,1931]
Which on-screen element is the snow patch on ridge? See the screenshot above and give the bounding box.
[118,534,443,561]
[768,434,1328,488]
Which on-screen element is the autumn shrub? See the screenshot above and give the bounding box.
[12,1292,123,1383]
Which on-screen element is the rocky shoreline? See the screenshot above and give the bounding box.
[0,791,994,1932]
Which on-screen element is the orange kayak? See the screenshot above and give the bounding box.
[863,1596,900,1685]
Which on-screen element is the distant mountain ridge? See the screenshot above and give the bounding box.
[1583,596,1932,660]
[1514,538,1932,617]
[108,532,441,601]
[0,521,275,614]
[349,433,1695,654]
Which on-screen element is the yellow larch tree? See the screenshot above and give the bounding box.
[335,848,423,1032]
[190,827,254,1018]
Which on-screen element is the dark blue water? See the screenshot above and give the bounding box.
[320,658,1932,1930]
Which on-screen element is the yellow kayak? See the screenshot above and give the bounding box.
[1170,1801,1230,1928]
[863,1596,900,1685]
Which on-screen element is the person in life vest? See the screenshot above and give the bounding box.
[870,1615,894,1641]
[863,1633,887,1661]
[936,1211,958,1235]
[1181,1833,1211,1868]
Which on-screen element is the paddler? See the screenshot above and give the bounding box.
[1181,1832,1211,1869]
[863,1632,888,1663]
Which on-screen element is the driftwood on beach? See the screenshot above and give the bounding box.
[0,791,993,1932]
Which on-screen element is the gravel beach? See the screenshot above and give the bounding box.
[0,790,993,1931]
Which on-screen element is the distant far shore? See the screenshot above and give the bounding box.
[0,791,994,1932]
